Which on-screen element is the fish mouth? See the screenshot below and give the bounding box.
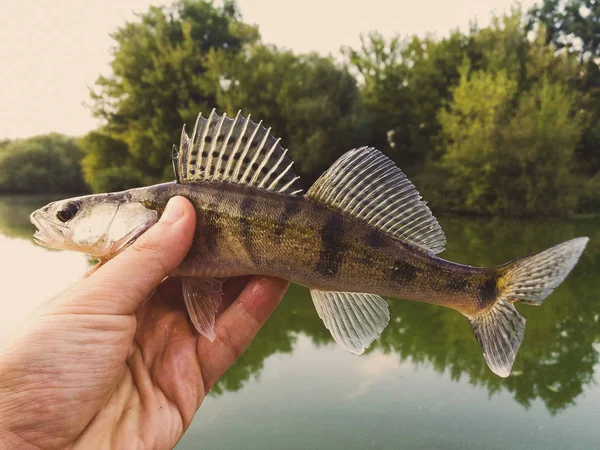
[30,210,63,248]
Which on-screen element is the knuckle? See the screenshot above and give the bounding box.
[132,232,162,254]
[216,326,244,361]
[129,232,170,277]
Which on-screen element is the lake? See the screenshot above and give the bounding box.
[0,195,598,449]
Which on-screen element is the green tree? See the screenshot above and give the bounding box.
[528,0,600,58]
[438,63,583,215]
[438,64,519,213]
[79,131,144,192]
[209,43,368,182]
[344,31,474,172]
[89,0,258,189]
[0,134,88,194]
[528,0,600,199]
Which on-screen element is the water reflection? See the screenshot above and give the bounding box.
[0,195,598,415]
[211,216,600,415]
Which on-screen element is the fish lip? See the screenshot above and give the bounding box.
[30,210,61,247]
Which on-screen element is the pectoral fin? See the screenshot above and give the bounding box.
[181,278,224,341]
[310,289,390,354]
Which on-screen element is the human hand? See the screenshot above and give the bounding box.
[0,196,289,449]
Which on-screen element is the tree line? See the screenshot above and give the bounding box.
[1,0,599,217]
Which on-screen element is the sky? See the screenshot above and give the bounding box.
[0,0,537,139]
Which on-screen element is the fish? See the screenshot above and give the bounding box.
[30,110,589,377]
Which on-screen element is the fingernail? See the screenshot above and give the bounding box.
[161,197,184,223]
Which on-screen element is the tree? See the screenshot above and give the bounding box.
[438,64,583,215]
[89,0,258,188]
[208,44,369,183]
[438,64,519,213]
[0,134,88,194]
[528,0,600,58]
[79,131,144,192]
[344,31,474,172]
[528,0,600,184]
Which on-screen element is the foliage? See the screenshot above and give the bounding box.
[88,0,258,189]
[528,0,600,58]
[6,0,591,216]
[433,12,586,215]
[208,44,368,183]
[438,62,583,215]
[79,130,144,192]
[343,31,474,172]
[528,0,600,181]
[0,134,88,194]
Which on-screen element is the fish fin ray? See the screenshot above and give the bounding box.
[306,147,445,254]
[310,289,390,354]
[181,277,223,341]
[469,237,588,377]
[173,110,302,195]
[500,237,589,305]
[469,299,525,378]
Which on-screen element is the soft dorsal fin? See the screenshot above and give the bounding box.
[172,110,302,195]
[307,147,446,254]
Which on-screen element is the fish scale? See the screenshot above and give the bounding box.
[138,181,514,314]
[30,109,589,378]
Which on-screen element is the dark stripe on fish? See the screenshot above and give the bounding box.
[240,194,260,264]
[202,210,221,255]
[315,213,345,278]
[274,196,302,240]
[202,188,227,255]
[390,259,417,283]
[365,228,386,249]
[444,277,468,292]
[478,277,498,304]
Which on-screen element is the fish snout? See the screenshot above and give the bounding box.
[30,209,62,247]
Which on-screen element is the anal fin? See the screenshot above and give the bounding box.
[310,289,390,354]
[181,278,224,341]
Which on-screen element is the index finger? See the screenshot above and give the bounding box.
[197,276,289,391]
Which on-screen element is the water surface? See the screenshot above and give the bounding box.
[0,195,598,449]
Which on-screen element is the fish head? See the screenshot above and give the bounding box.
[30,192,159,259]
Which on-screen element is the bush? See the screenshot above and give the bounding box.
[0,134,88,194]
[88,167,147,193]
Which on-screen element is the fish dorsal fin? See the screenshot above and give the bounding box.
[306,147,446,254]
[173,110,302,195]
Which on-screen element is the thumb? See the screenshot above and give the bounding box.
[56,196,196,315]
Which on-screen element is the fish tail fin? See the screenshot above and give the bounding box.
[469,237,589,378]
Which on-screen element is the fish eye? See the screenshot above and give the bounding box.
[56,201,80,223]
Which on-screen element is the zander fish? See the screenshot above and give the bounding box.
[30,110,589,377]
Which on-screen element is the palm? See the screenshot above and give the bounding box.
[0,276,286,449]
[74,276,287,449]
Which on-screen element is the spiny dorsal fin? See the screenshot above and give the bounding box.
[172,110,302,195]
[307,147,446,254]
